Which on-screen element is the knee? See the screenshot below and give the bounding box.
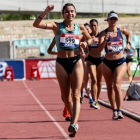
[114,83,121,91]
[97,81,102,86]
[92,79,97,85]
[107,86,113,92]
[73,90,80,100]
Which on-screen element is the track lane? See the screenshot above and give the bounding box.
[0,80,140,140]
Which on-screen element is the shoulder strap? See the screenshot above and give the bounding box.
[59,22,64,28]
[74,23,81,36]
[117,28,123,39]
[104,28,108,33]
[96,32,100,38]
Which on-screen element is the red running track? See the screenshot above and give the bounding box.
[0,79,140,140]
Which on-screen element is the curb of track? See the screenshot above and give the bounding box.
[98,99,140,122]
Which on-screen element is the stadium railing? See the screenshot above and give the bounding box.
[12,38,56,56]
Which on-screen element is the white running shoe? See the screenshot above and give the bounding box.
[118,111,124,119]
[112,111,118,120]
[90,101,100,109]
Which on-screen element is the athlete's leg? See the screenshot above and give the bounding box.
[127,62,132,81]
[87,61,97,102]
[71,59,84,125]
[80,81,84,103]
[96,62,103,99]
[56,62,73,116]
[114,62,127,110]
[102,63,116,110]
[83,60,92,99]
[61,85,71,120]
[80,59,85,103]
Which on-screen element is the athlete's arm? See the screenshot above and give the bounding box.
[120,27,131,50]
[98,31,109,52]
[33,5,58,35]
[132,47,136,56]
[80,35,85,42]
[47,37,57,55]
[79,24,92,50]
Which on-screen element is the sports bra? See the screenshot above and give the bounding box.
[88,33,100,48]
[105,28,123,53]
[55,22,81,51]
[126,47,134,57]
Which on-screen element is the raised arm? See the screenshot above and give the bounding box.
[33,5,58,34]
[47,37,57,55]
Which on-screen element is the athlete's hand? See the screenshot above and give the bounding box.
[104,32,110,42]
[81,53,86,59]
[80,42,87,49]
[45,5,54,13]
[79,49,86,59]
[92,36,99,42]
[126,43,130,50]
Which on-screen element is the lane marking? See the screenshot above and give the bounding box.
[22,81,71,140]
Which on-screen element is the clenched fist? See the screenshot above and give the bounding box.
[79,42,87,50]
[104,32,110,42]
[45,5,54,12]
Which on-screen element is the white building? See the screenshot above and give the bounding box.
[0,0,140,14]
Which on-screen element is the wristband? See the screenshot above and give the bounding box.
[85,51,89,54]
[85,40,89,46]
[38,16,43,19]
[127,41,131,45]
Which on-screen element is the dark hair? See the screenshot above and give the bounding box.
[62,3,76,13]
[84,23,90,27]
[89,19,98,25]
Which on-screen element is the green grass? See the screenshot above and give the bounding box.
[1,13,140,21]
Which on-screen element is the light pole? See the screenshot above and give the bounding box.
[102,0,104,18]
[60,0,64,18]
[47,0,50,19]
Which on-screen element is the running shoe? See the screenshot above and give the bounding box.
[84,93,89,98]
[90,101,100,109]
[89,98,93,104]
[68,123,79,137]
[80,97,83,103]
[65,117,72,121]
[112,111,118,120]
[118,111,124,119]
[63,106,71,118]
[63,106,68,117]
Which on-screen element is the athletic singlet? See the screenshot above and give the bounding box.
[88,33,100,48]
[55,22,81,51]
[105,28,123,53]
[126,47,134,57]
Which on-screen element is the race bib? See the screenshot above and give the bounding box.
[60,33,80,49]
[90,41,98,48]
[126,52,134,57]
[107,41,123,53]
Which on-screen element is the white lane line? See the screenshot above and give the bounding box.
[22,81,71,140]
